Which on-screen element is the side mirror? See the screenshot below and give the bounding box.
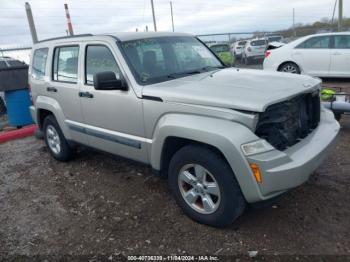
[93,71,127,91]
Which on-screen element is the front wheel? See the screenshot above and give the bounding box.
[334,113,342,122]
[168,145,246,227]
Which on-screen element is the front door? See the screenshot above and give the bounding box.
[329,35,350,77]
[292,35,331,76]
[77,42,148,163]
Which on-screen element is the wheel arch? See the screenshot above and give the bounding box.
[159,136,227,177]
[149,113,263,202]
[35,96,72,139]
[37,108,53,130]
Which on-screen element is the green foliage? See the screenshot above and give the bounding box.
[274,17,350,39]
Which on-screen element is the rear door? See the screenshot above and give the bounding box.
[48,44,88,144]
[329,35,350,77]
[292,35,331,76]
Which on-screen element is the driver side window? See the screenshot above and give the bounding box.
[297,36,330,49]
[85,45,120,85]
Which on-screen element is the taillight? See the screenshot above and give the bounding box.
[28,84,34,105]
[265,51,271,58]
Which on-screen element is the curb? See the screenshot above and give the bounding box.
[0,125,37,144]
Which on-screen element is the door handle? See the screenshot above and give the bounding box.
[47,87,57,92]
[79,91,94,98]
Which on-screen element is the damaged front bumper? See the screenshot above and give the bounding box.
[247,108,339,200]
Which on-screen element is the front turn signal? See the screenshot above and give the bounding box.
[249,163,262,183]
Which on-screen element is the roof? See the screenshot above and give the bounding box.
[302,31,350,38]
[35,32,193,45]
[110,32,192,41]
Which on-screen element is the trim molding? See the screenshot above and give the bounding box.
[65,120,152,149]
[142,95,163,102]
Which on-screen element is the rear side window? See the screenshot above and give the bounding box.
[32,48,48,80]
[85,45,120,85]
[251,40,266,46]
[297,36,330,49]
[53,46,79,83]
[334,35,350,49]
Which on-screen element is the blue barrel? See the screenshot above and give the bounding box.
[4,89,33,127]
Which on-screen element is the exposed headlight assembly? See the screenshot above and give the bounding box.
[241,139,274,156]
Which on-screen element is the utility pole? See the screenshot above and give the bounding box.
[170,1,175,32]
[64,3,74,35]
[25,2,38,43]
[150,0,157,31]
[293,8,296,37]
[338,0,343,32]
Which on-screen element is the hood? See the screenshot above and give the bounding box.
[142,68,321,112]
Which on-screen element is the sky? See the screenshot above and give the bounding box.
[0,0,348,46]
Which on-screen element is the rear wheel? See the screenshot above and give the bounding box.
[279,62,300,74]
[168,145,246,227]
[43,115,75,161]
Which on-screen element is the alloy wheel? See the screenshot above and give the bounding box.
[46,125,61,155]
[281,64,298,74]
[178,164,221,214]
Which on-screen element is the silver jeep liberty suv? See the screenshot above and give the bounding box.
[29,32,339,227]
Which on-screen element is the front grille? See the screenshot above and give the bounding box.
[255,92,320,151]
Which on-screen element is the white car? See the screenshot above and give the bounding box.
[242,39,267,64]
[264,32,350,77]
[232,40,247,58]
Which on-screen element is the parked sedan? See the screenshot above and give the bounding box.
[242,39,267,65]
[209,43,235,66]
[264,32,350,77]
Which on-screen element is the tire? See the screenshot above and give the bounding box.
[278,62,300,74]
[43,115,75,161]
[334,113,342,122]
[168,145,246,227]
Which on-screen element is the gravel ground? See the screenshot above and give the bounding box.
[0,114,350,260]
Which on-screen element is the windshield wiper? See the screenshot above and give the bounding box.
[167,70,202,79]
[166,66,224,79]
[201,65,225,71]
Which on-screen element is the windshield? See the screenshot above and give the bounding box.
[120,36,223,85]
[238,41,247,46]
[210,45,229,52]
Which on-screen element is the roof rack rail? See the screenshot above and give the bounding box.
[37,34,93,43]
